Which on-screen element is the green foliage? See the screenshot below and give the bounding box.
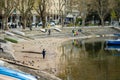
[76,18,82,25]
[87,24,95,26]
[111,10,117,20]
[4,37,18,43]
[67,23,74,27]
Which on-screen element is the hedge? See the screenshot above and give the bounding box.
[4,37,18,43]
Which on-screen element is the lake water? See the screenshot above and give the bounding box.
[58,37,120,80]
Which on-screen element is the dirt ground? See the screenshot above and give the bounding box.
[12,37,68,75]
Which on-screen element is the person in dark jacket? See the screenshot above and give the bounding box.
[42,49,46,59]
[0,44,3,52]
[72,29,75,36]
[48,29,51,35]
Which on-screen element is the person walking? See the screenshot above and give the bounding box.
[48,23,51,35]
[72,29,75,36]
[42,49,46,59]
[0,43,3,52]
[48,29,51,35]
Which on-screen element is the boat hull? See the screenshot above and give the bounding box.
[106,45,120,50]
[106,40,120,45]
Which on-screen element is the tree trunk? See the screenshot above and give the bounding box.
[22,17,26,29]
[41,0,46,29]
[23,19,26,29]
[101,17,104,27]
[61,11,64,27]
[82,18,85,26]
[42,16,46,28]
[4,16,9,30]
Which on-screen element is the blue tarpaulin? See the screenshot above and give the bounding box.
[0,66,37,80]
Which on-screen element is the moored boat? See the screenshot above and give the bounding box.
[114,33,120,36]
[106,39,120,45]
[105,45,120,51]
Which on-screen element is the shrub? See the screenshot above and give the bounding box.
[4,37,18,43]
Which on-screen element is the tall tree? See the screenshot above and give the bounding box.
[15,0,34,29]
[0,0,15,30]
[0,0,3,29]
[66,0,92,26]
[92,0,111,26]
[45,0,52,23]
[65,0,74,13]
[54,0,66,26]
[34,0,47,28]
[65,0,78,26]
[77,0,92,26]
[114,0,120,21]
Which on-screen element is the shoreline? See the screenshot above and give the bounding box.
[12,34,114,73]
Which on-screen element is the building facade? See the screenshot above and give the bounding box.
[0,0,74,28]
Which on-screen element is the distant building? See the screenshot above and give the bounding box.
[31,0,66,24]
[0,0,79,28]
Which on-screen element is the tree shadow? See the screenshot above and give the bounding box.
[21,51,42,54]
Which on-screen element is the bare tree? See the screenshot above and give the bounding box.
[51,0,66,26]
[45,1,52,23]
[34,0,48,28]
[15,0,34,29]
[64,0,77,26]
[114,0,120,21]
[0,0,15,30]
[0,1,2,15]
[45,0,66,27]
[65,0,92,26]
[0,0,3,29]
[77,0,92,26]
[65,0,74,13]
[92,0,112,26]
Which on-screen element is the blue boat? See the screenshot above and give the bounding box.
[105,45,120,51]
[0,66,37,80]
[106,39,120,45]
[114,33,120,36]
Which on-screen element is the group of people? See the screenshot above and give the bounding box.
[72,29,78,36]
[72,29,82,36]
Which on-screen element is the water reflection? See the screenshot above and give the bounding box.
[106,45,120,51]
[58,38,120,80]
